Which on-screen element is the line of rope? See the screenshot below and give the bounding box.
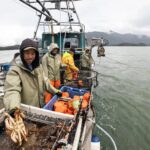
[88,118,117,150]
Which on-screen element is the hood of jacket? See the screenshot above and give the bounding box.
[11,55,33,72]
[19,38,39,70]
[48,43,59,53]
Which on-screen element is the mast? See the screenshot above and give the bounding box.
[19,0,83,37]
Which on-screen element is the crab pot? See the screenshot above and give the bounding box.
[63,70,97,89]
[0,104,75,150]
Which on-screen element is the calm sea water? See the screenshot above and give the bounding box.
[0,47,150,150]
[0,50,18,63]
[92,46,150,150]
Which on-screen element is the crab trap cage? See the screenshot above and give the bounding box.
[0,105,79,150]
[61,70,99,89]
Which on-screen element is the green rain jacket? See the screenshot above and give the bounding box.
[81,52,94,69]
[3,56,58,110]
[42,43,61,81]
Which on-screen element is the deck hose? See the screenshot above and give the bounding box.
[88,118,117,150]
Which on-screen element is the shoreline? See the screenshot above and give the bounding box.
[0,49,18,51]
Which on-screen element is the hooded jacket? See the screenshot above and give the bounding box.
[62,51,79,80]
[81,50,94,69]
[3,39,58,110]
[42,43,61,81]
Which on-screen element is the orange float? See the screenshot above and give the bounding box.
[73,95,80,100]
[62,92,69,98]
[81,99,88,109]
[54,101,68,113]
[83,92,91,102]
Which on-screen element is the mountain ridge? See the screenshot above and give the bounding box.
[0,45,20,50]
[86,31,150,46]
[0,32,150,50]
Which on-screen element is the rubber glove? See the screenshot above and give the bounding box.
[56,90,62,97]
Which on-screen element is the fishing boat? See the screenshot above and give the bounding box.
[0,0,117,150]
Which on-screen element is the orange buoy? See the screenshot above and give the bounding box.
[54,101,68,113]
[73,95,80,100]
[62,92,70,98]
[81,99,88,109]
[83,92,91,102]
[68,99,73,109]
[55,105,67,113]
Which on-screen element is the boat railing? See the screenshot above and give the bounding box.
[60,70,99,89]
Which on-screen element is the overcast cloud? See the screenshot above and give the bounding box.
[1,0,150,46]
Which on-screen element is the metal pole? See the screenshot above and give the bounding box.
[70,0,82,29]
[19,0,58,23]
[66,0,72,31]
[36,0,52,17]
[33,13,42,39]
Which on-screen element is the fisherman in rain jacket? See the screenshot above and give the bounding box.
[42,43,64,103]
[81,47,95,70]
[62,48,79,80]
[3,38,60,111]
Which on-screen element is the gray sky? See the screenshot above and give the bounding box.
[1,0,150,46]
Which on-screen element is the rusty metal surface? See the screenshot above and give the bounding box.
[0,112,73,149]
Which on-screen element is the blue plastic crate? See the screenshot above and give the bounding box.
[1,63,10,72]
[43,86,89,110]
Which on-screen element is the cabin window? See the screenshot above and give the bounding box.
[65,42,70,48]
[64,38,79,48]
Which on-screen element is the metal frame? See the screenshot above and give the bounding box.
[19,0,83,34]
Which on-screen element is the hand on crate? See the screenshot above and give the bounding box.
[56,90,62,97]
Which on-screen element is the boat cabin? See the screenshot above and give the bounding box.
[41,31,86,67]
